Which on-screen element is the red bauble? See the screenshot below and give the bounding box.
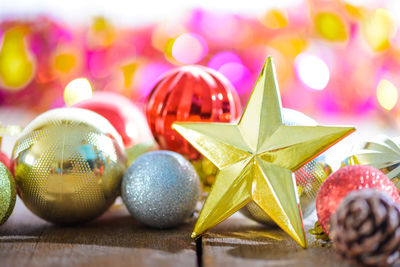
[74,92,152,148]
[146,65,241,160]
[0,151,10,170]
[316,165,400,233]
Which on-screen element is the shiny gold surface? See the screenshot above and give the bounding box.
[343,135,400,189]
[12,108,126,224]
[173,57,355,248]
[241,156,332,225]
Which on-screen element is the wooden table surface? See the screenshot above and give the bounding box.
[0,197,354,267]
[0,108,357,266]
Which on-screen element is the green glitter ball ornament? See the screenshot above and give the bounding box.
[0,162,16,225]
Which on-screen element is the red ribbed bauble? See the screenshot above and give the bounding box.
[316,165,400,234]
[74,92,152,148]
[146,65,241,160]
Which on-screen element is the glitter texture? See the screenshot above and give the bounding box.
[12,108,126,224]
[121,150,200,228]
[0,162,16,225]
[316,165,400,234]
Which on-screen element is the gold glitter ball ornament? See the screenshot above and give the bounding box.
[11,108,126,224]
[0,162,16,225]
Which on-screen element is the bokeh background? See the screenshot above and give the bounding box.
[1,0,400,164]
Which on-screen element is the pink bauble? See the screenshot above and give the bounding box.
[316,165,400,234]
[74,92,152,148]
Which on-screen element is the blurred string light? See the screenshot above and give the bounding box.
[196,12,240,45]
[0,26,36,91]
[2,2,400,117]
[64,78,93,106]
[131,63,171,99]
[362,8,395,52]
[152,21,186,51]
[172,33,208,64]
[259,9,288,29]
[376,79,398,111]
[53,52,76,73]
[295,53,330,91]
[87,17,115,49]
[314,12,347,42]
[52,46,80,77]
[208,52,248,89]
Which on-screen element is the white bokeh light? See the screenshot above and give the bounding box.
[64,77,93,106]
[295,53,330,91]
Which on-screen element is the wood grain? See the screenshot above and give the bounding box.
[0,198,197,267]
[201,213,352,267]
[1,197,361,267]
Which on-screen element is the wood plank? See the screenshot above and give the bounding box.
[0,198,198,267]
[201,213,352,267]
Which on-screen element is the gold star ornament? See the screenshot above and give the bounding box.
[172,57,355,248]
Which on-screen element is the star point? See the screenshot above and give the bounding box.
[172,57,355,248]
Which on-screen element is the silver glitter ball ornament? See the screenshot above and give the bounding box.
[121,150,200,228]
[240,108,332,225]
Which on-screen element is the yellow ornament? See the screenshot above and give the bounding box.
[12,108,126,224]
[173,57,355,248]
[0,26,36,90]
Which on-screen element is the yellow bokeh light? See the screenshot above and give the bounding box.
[0,26,36,91]
[377,79,398,111]
[314,12,347,42]
[363,8,394,52]
[259,9,288,29]
[87,17,115,48]
[64,78,93,106]
[54,52,77,73]
[152,22,186,52]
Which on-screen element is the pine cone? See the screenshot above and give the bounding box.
[330,189,400,267]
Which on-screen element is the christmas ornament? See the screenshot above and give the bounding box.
[330,189,400,267]
[173,57,355,248]
[316,165,400,234]
[12,108,126,224]
[240,108,332,224]
[125,140,157,166]
[241,155,331,225]
[0,124,22,170]
[308,221,329,242]
[74,92,152,148]
[0,137,10,170]
[343,135,400,190]
[121,150,200,228]
[0,162,16,225]
[146,65,241,160]
[0,151,9,171]
[192,157,219,192]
